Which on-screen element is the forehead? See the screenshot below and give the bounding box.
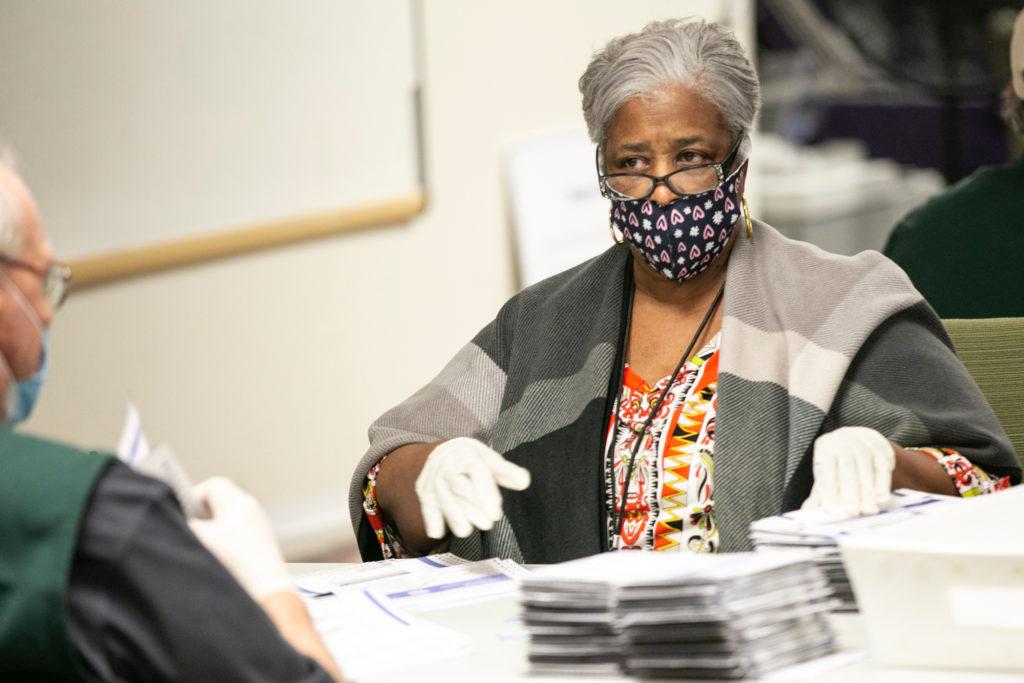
[605,84,728,148]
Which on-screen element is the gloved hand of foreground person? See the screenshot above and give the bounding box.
[802,426,896,518]
[188,477,294,601]
[415,437,532,539]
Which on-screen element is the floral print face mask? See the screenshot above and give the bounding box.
[610,167,743,283]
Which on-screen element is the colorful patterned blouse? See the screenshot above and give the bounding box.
[364,331,1010,558]
[604,333,723,552]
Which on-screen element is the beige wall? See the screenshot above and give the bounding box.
[25,0,750,557]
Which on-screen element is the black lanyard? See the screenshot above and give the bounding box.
[606,279,726,545]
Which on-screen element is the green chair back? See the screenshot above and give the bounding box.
[942,318,1024,468]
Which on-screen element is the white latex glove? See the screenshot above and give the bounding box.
[188,477,293,601]
[802,426,896,518]
[415,437,531,539]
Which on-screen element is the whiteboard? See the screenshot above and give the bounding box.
[0,1,420,262]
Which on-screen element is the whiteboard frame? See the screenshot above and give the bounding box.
[68,190,427,288]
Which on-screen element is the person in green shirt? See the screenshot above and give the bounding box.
[0,155,343,681]
[883,10,1024,319]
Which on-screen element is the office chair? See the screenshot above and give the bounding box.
[943,317,1024,468]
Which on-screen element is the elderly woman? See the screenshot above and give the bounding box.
[350,19,1021,563]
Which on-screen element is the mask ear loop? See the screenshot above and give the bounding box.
[608,208,625,244]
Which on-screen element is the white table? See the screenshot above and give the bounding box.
[289,564,1022,682]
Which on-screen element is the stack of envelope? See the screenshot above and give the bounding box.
[520,551,837,679]
[748,489,959,612]
[748,528,855,611]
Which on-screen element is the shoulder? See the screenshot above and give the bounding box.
[893,164,1018,231]
[736,221,915,296]
[497,244,629,319]
[0,429,115,512]
[78,462,183,560]
[726,222,924,354]
[0,428,111,463]
[473,244,629,370]
[92,461,178,508]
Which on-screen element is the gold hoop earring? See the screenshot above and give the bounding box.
[740,195,753,238]
[609,217,625,245]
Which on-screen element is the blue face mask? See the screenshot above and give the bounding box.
[3,332,47,424]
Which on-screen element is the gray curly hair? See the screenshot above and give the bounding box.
[579,18,761,154]
[0,143,24,260]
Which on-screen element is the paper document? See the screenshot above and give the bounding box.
[305,588,471,681]
[293,553,472,596]
[363,558,530,612]
[297,558,530,677]
[749,488,959,543]
[117,404,207,518]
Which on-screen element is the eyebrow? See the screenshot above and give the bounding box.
[614,136,708,154]
[672,136,707,147]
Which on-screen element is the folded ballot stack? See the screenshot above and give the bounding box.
[749,489,959,612]
[521,552,837,679]
[749,528,855,611]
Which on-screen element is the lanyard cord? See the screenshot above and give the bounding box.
[608,280,726,542]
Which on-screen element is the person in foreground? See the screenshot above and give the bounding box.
[883,8,1024,319]
[0,159,342,681]
[350,19,1021,564]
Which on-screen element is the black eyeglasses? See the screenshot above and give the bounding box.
[0,257,71,309]
[596,138,743,202]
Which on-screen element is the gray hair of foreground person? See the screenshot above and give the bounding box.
[0,146,24,260]
[578,18,761,149]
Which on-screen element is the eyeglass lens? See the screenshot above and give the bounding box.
[605,165,721,200]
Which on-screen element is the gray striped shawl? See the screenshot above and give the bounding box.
[350,222,1020,562]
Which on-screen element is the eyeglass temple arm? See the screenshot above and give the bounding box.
[723,138,744,175]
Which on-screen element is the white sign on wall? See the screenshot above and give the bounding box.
[504,127,613,289]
